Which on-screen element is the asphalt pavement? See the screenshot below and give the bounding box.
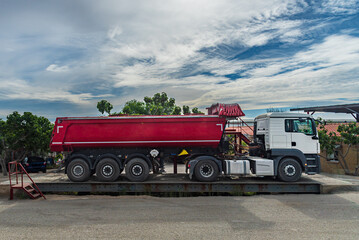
[0,193,359,239]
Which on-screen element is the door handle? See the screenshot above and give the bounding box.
[291,142,296,146]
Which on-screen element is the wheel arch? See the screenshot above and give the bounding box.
[188,155,222,180]
[271,149,306,176]
[66,154,92,174]
[94,153,123,171]
[125,153,152,169]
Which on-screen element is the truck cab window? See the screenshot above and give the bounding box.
[285,118,315,135]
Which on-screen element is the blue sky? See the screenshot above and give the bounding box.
[0,0,359,121]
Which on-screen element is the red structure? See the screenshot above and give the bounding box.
[207,103,245,117]
[50,115,226,152]
[8,161,46,200]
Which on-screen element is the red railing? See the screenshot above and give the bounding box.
[225,118,253,140]
[238,118,254,137]
[224,117,254,155]
[8,161,46,200]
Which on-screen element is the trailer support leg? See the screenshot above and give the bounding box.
[173,157,177,174]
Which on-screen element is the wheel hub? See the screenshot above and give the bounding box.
[200,164,213,177]
[73,165,84,176]
[132,164,143,176]
[284,164,296,176]
[102,165,114,176]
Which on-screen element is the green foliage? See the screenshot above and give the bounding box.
[55,153,63,162]
[121,92,185,115]
[318,120,359,175]
[192,107,203,114]
[318,122,359,154]
[122,100,147,115]
[0,111,53,156]
[144,92,177,115]
[108,92,203,116]
[97,100,113,115]
[172,106,181,115]
[337,123,359,145]
[318,123,339,155]
[182,105,190,114]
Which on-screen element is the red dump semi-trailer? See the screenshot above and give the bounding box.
[50,103,320,182]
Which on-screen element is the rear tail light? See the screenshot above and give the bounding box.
[43,162,47,165]
[25,163,29,167]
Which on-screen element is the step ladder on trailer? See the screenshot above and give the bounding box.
[8,161,46,200]
[207,103,253,155]
[225,118,254,154]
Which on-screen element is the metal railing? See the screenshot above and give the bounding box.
[8,161,46,200]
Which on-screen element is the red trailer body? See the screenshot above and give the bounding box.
[50,115,227,152]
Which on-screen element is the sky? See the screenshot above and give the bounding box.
[0,0,359,121]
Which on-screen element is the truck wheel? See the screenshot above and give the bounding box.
[194,160,219,182]
[277,158,302,182]
[67,159,91,182]
[125,158,150,182]
[96,158,120,182]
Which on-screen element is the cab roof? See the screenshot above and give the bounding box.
[255,112,313,120]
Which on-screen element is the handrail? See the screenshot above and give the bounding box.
[226,118,253,138]
[239,118,253,131]
[8,161,46,200]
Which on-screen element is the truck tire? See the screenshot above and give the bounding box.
[67,158,91,182]
[125,158,150,182]
[277,158,302,182]
[194,160,219,182]
[96,158,120,182]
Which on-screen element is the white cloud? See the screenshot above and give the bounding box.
[97,0,311,94]
[0,79,112,104]
[0,0,358,118]
[317,0,359,14]
[184,34,359,109]
[46,64,69,72]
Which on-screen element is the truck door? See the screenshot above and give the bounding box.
[285,118,319,154]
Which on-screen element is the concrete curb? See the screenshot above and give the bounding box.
[0,184,9,197]
[320,184,359,194]
[307,174,359,194]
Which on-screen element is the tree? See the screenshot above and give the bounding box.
[0,112,53,175]
[172,106,181,115]
[109,92,202,116]
[122,100,147,115]
[120,92,181,115]
[318,121,359,175]
[97,100,113,115]
[182,105,190,115]
[144,92,177,115]
[192,107,203,114]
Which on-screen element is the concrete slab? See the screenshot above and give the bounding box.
[306,174,359,193]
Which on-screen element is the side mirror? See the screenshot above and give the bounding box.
[312,136,319,140]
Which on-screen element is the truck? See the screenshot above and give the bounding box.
[49,103,320,182]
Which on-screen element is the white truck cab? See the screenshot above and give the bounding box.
[188,112,321,182]
[246,112,320,181]
[254,112,319,154]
